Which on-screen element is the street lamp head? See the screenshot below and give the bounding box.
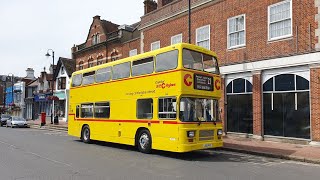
[45,52,51,57]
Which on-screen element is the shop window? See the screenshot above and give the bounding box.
[137,99,153,119]
[296,76,309,90]
[263,74,310,139]
[275,74,294,91]
[158,97,176,119]
[263,78,273,91]
[233,78,245,93]
[94,102,110,118]
[226,78,253,134]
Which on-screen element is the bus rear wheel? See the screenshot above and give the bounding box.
[137,129,152,154]
[81,125,91,144]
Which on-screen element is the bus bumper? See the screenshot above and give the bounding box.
[177,141,223,153]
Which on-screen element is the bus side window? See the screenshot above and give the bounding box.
[96,67,112,83]
[132,57,154,76]
[81,103,94,118]
[94,102,110,118]
[76,105,80,118]
[113,62,130,80]
[72,74,82,87]
[137,99,153,119]
[155,50,178,72]
[158,97,177,119]
[82,71,95,85]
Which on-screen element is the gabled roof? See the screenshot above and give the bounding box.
[26,78,38,87]
[53,57,76,79]
[101,20,119,35]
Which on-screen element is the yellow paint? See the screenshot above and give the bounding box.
[68,43,223,153]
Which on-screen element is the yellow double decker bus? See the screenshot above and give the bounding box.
[68,43,223,153]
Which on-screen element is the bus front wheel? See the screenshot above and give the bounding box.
[137,129,152,154]
[81,125,91,144]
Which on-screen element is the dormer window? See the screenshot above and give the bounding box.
[92,33,100,45]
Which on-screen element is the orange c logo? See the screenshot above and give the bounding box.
[215,79,221,90]
[184,74,192,86]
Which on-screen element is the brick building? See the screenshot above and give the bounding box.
[72,15,141,70]
[72,0,320,144]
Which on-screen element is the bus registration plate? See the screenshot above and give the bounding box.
[203,143,213,148]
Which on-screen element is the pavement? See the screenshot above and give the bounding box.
[27,118,320,164]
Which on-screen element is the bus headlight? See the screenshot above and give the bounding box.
[187,131,195,138]
[217,129,223,136]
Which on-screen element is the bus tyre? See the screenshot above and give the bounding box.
[81,125,91,144]
[137,129,152,154]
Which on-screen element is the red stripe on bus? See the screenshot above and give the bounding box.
[68,114,221,125]
[73,118,160,124]
[163,121,222,125]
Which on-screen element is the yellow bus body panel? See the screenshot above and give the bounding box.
[68,43,223,153]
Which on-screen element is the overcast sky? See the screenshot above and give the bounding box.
[0,0,143,77]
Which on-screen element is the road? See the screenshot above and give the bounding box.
[0,127,319,180]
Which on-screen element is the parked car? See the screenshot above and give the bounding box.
[6,116,28,128]
[0,114,11,126]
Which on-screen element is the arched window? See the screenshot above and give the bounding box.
[226,78,253,134]
[88,59,94,68]
[111,52,118,62]
[97,55,104,65]
[79,61,84,70]
[263,74,310,139]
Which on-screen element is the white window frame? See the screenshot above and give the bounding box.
[171,34,182,45]
[129,49,138,57]
[268,0,293,41]
[227,14,246,49]
[151,41,161,51]
[196,25,210,50]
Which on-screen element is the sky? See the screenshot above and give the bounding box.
[0,0,144,77]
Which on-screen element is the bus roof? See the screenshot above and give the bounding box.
[72,43,218,76]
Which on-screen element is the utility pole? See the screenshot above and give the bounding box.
[188,0,191,43]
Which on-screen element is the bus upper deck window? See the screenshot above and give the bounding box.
[155,50,178,72]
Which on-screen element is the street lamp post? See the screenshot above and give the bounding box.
[188,0,191,43]
[45,49,55,124]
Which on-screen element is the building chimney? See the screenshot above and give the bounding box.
[93,15,101,20]
[157,0,173,8]
[144,0,157,14]
[41,67,46,79]
[25,68,35,79]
